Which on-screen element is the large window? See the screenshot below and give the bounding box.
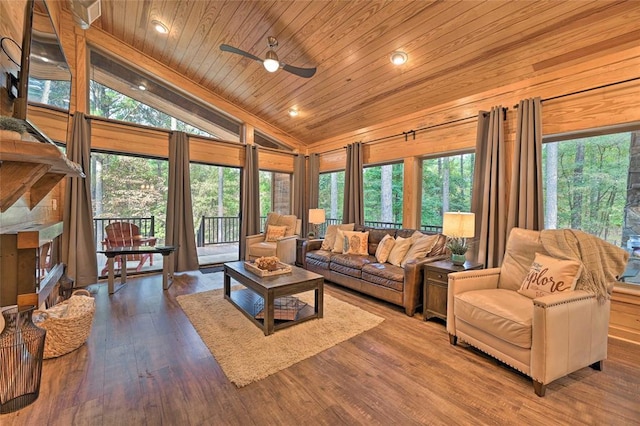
[91,152,168,275]
[364,163,404,227]
[422,153,475,230]
[259,171,292,217]
[190,163,241,265]
[90,81,211,137]
[319,171,345,229]
[543,133,631,244]
[543,130,640,286]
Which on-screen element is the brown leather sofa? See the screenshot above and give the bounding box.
[302,226,448,316]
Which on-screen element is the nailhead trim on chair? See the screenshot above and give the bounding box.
[532,293,595,308]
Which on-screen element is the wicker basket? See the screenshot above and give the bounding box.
[33,289,95,359]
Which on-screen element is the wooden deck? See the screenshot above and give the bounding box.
[2,271,639,425]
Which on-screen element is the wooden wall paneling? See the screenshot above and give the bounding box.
[189,138,243,168]
[0,234,37,307]
[542,81,640,136]
[83,27,305,151]
[0,0,25,116]
[609,288,640,344]
[90,119,169,158]
[402,157,422,229]
[27,106,70,142]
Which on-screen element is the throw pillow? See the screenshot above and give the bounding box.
[517,252,583,299]
[343,231,369,255]
[332,228,346,253]
[322,223,355,251]
[387,237,413,267]
[401,234,439,267]
[375,234,396,263]
[265,225,287,242]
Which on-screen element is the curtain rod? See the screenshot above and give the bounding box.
[319,109,505,155]
[513,76,640,109]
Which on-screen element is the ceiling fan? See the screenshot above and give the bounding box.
[220,36,316,78]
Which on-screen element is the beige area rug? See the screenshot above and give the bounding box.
[177,288,384,387]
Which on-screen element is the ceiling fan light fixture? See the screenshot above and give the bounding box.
[390,51,408,65]
[288,108,299,117]
[151,20,169,34]
[263,50,280,72]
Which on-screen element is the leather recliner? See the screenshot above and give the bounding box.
[447,227,627,396]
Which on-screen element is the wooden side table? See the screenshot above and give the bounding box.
[423,259,483,321]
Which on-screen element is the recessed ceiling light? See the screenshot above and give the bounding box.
[390,51,408,65]
[288,108,299,117]
[151,20,169,34]
[138,84,146,91]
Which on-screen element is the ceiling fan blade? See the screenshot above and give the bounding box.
[220,44,263,63]
[282,63,317,78]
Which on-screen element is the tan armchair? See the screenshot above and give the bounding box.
[447,227,627,397]
[245,213,302,265]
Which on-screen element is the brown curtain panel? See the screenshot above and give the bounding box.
[293,154,307,236]
[343,142,364,226]
[166,132,199,272]
[507,97,544,235]
[62,112,98,285]
[471,106,507,268]
[307,153,320,235]
[308,153,320,210]
[240,144,260,259]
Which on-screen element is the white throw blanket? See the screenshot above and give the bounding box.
[540,229,629,302]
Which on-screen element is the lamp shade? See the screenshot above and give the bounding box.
[442,212,475,238]
[308,208,326,224]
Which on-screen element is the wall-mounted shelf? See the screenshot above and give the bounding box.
[0,137,84,212]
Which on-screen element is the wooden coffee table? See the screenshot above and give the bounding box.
[223,261,324,335]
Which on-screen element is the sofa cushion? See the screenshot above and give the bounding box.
[247,241,277,258]
[332,228,347,253]
[401,234,439,267]
[375,234,396,263]
[455,289,533,349]
[499,228,548,291]
[265,225,287,242]
[343,231,369,255]
[321,223,355,251]
[362,263,404,291]
[306,249,333,263]
[388,237,412,267]
[306,250,332,270]
[331,253,375,270]
[428,234,448,256]
[517,252,582,299]
[366,228,397,255]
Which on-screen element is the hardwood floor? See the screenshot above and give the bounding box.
[2,271,639,425]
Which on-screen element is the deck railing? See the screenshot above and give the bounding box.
[93,216,155,250]
[197,216,241,246]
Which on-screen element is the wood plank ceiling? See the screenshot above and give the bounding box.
[87,0,640,145]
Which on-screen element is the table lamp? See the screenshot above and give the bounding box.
[308,208,326,238]
[442,211,475,265]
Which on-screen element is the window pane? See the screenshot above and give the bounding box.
[421,153,474,231]
[259,171,291,218]
[542,131,640,286]
[91,152,168,275]
[542,134,630,243]
[190,163,241,265]
[319,171,345,229]
[363,163,404,228]
[90,81,211,137]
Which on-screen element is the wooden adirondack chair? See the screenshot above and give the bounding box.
[100,222,157,275]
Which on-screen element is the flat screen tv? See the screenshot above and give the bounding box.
[14,0,72,142]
